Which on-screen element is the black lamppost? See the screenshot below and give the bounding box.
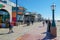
[51,3,56,27]
[16,0,18,22]
[50,3,57,37]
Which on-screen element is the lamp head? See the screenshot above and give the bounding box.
[51,3,56,10]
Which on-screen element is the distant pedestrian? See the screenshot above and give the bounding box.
[47,20,51,32]
[45,20,48,24]
[31,18,34,25]
[26,17,30,26]
[5,18,13,33]
[43,21,45,27]
[0,23,2,28]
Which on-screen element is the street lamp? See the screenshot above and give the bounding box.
[16,0,18,26]
[16,0,18,22]
[50,3,57,37]
[51,3,56,27]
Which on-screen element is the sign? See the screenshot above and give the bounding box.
[0,4,5,8]
[18,12,23,15]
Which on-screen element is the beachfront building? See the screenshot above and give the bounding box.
[24,12,42,23]
[0,0,18,26]
[33,13,42,22]
[0,0,25,26]
[0,1,12,23]
[12,7,26,25]
[37,14,42,22]
[24,12,31,23]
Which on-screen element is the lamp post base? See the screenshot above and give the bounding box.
[50,27,57,37]
[50,20,57,37]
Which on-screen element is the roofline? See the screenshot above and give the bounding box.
[0,1,13,7]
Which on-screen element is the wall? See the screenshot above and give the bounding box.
[0,2,12,22]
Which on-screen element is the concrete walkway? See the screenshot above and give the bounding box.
[0,22,60,40]
[16,23,47,40]
[16,22,57,40]
[0,22,46,40]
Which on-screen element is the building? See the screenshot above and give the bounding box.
[12,7,26,24]
[0,0,19,7]
[0,0,18,26]
[37,14,42,21]
[0,0,25,26]
[0,1,12,22]
[24,12,31,23]
[24,12,42,22]
[33,13,42,22]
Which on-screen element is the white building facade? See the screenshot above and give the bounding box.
[0,2,12,22]
[0,0,19,22]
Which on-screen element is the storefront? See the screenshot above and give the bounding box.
[0,2,12,23]
[17,7,25,22]
[12,7,25,24]
[17,14,24,22]
[12,7,24,25]
[0,9,10,22]
[24,12,31,23]
[0,1,26,26]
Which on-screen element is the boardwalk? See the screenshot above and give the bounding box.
[0,21,60,40]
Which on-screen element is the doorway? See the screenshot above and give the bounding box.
[0,9,10,23]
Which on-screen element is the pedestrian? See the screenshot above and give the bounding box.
[31,18,34,25]
[45,20,48,24]
[43,21,45,27]
[5,18,13,33]
[26,17,30,26]
[27,19,30,26]
[47,20,51,32]
[0,23,2,28]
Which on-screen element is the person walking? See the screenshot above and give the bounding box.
[43,21,45,27]
[26,17,30,26]
[31,17,34,25]
[45,20,48,24]
[5,18,13,33]
[47,20,51,32]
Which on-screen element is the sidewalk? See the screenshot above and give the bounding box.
[16,22,48,40]
[56,21,60,40]
[16,22,58,40]
[0,22,59,40]
[0,22,44,40]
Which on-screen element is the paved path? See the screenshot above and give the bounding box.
[0,22,45,40]
[0,21,60,40]
[16,22,47,40]
[16,21,60,40]
[56,21,60,40]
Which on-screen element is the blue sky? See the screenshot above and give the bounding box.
[10,0,60,20]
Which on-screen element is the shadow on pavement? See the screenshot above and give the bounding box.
[41,32,47,34]
[0,32,14,35]
[42,32,56,40]
[0,33,9,35]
